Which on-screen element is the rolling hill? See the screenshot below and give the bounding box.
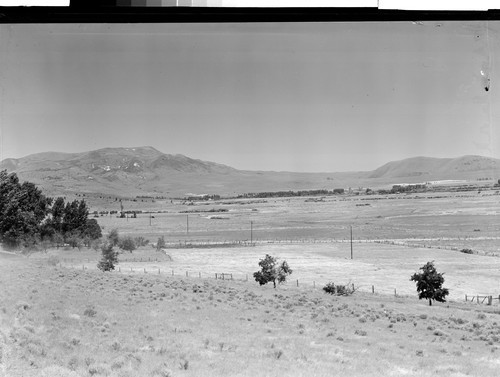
[1,148,500,198]
[368,155,500,180]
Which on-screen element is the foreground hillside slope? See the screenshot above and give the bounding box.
[1,251,500,377]
[2,148,500,197]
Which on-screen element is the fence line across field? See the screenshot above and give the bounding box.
[465,294,500,305]
[60,262,500,305]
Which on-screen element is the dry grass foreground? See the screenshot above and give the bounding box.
[1,252,500,377]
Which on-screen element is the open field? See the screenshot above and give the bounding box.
[2,189,500,376]
[92,191,500,255]
[33,240,500,301]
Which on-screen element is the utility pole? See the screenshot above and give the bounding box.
[250,221,253,245]
[149,212,152,226]
[350,225,353,260]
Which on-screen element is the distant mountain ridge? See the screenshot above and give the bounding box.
[368,155,500,180]
[1,148,500,197]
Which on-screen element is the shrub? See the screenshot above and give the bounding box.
[65,232,83,250]
[134,236,149,247]
[323,282,356,296]
[119,236,136,253]
[107,229,120,247]
[83,307,97,317]
[460,248,474,254]
[97,242,118,272]
[253,254,292,288]
[91,238,102,252]
[156,236,166,251]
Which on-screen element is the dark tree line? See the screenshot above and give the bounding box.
[0,170,101,249]
[238,189,344,199]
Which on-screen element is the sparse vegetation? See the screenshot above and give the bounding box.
[323,282,356,296]
[253,254,292,288]
[410,261,449,306]
[460,248,474,254]
[134,236,149,247]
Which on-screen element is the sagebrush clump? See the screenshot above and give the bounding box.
[323,282,356,296]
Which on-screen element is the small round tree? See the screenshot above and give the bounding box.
[97,242,118,272]
[156,236,166,251]
[253,254,292,288]
[119,236,136,253]
[410,261,449,306]
[107,228,120,247]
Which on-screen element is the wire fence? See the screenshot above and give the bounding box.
[57,261,500,305]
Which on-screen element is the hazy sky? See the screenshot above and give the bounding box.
[1,21,499,172]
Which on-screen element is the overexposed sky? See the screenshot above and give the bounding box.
[1,22,499,172]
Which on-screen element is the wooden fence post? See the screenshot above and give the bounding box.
[465,294,467,302]
[372,285,374,294]
[172,269,174,276]
[394,288,397,297]
[296,279,299,287]
[488,296,492,306]
[199,272,201,278]
[158,268,160,274]
[144,268,146,273]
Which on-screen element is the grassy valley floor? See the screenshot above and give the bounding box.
[2,252,500,376]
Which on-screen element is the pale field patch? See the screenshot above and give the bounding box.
[52,241,500,301]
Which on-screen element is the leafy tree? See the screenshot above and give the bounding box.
[97,242,118,272]
[50,197,65,232]
[62,199,88,235]
[65,231,83,250]
[156,236,166,251]
[253,254,292,288]
[119,236,136,253]
[82,218,102,240]
[410,261,449,306]
[0,170,52,247]
[107,228,120,247]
